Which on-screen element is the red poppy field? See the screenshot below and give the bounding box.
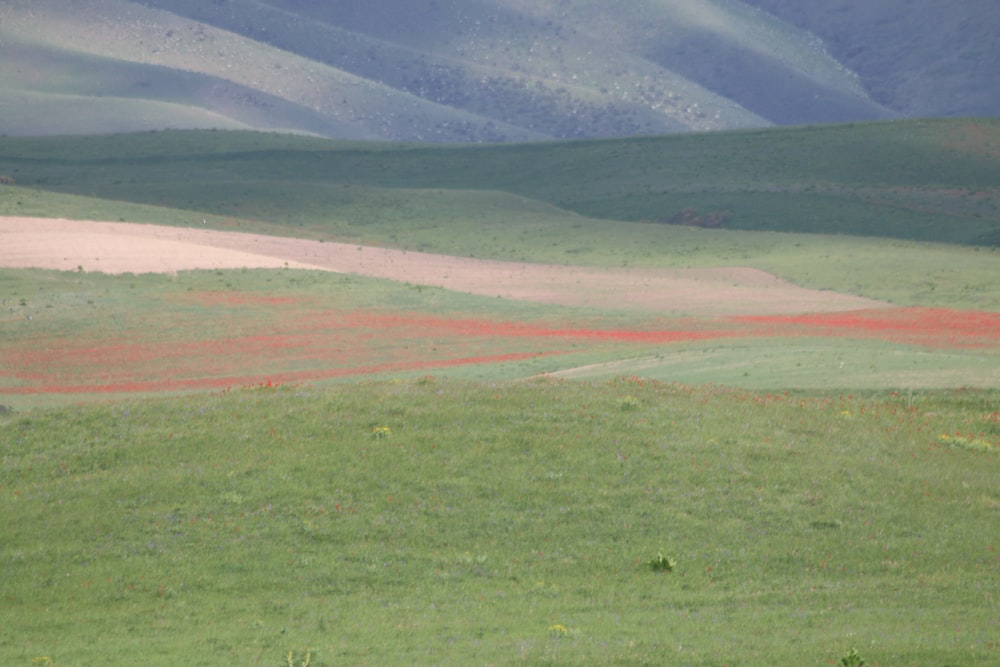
[2,217,999,399]
[3,293,998,397]
[734,307,1000,349]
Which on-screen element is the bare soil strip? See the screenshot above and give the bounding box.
[0,216,887,316]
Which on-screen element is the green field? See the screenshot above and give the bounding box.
[1,119,999,665]
[2,265,999,408]
[2,119,1000,312]
[2,380,998,666]
[2,118,999,247]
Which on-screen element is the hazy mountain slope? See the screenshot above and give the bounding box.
[134,0,773,137]
[745,0,1000,118]
[0,0,546,142]
[544,0,889,125]
[0,0,901,140]
[0,41,362,136]
[245,0,885,126]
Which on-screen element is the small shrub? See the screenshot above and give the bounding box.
[938,433,997,453]
[648,552,676,573]
[285,649,312,667]
[840,647,865,667]
[617,395,640,411]
[548,623,571,639]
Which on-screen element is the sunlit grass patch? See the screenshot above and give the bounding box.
[1,379,997,665]
[937,432,998,453]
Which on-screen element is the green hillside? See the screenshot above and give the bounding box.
[2,119,998,323]
[1,98,998,667]
[1,5,998,658]
[2,118,998,248]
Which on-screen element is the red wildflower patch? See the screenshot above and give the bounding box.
[287,310,736,343]
[3,304,997,398]
[1,306,739,396]
[732,308,1000,348]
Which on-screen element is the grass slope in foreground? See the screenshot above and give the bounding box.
[1,379,998,666]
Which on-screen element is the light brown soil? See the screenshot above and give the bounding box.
[0,216,887,316]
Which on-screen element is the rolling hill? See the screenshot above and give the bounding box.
[4,0,993,141]
[2,118,998,248]
[1,6,998,664]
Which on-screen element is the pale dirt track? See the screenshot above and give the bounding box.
[0,216,887,316]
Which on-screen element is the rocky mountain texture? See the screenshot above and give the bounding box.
[0,0,994,141]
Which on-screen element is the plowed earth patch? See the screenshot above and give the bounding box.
[0,217,883,315]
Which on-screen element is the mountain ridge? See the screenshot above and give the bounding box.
[0,0,993,141]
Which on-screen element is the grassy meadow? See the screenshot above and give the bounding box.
[2,380,999,666]
[1,119,999,665]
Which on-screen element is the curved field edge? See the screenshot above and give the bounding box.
[0,191,998,312]
[0,216,888,315]
[0,118,998,308]
[1,379,998,665]
[543,337,1000,390]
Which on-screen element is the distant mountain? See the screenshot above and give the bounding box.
[0,0,993,141]
[743,0,1000,119]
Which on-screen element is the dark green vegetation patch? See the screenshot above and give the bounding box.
[1,119,998,247]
